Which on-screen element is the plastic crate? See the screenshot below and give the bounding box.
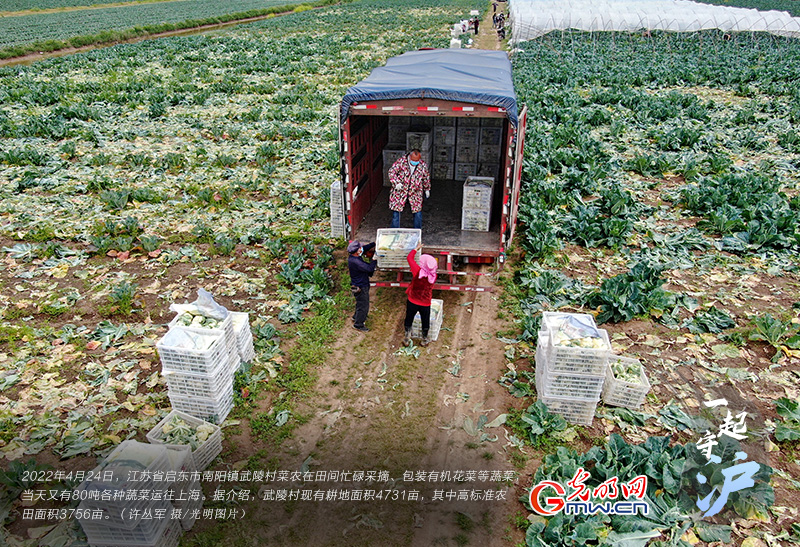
[539,395,598,426]
[535,348,605,400]
[477,163,499,178]
[77,442,171,530]
[478,144,501,163]
[544,328,610,376]
[481,117,503,127]
[157,328,231,376]
[454,163,477,181]
[463,177,493,209]
[229,312,255,363]
[168,312,237,362]
[432,162,454,180]
[147,410,223,471]
[479,127,503,146]
[410,299,443,341]
[87,518,181,547]
[541,312,597,333]
[78,499,172,545]
[406,130,432,151]
[168,389,233,425]
[602,355,650,409]
[461,208,490,231]
[162,366,234,400]
[375,229,421,269]
[433,126,455,146]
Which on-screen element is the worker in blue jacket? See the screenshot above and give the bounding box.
[347,240,377,332]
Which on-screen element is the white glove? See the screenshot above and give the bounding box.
[425,190,430,199]
[394,183,403,191]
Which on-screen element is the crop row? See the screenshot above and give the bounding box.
[0,0,310,49]
[3,0,142,13]
[696,0,800,17]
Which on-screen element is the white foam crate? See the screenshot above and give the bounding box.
[539,395,598,426]
[147,410,223,471]
[168,387,233,425]
[168,312,236,360]
[78,499,172,545]
[87,518,181,547]
[462,208,490,232]
[229,312,255,363]
[77,442,171,530]
[602,355,650,409]
[410,299,444,341]
[157,327,231,376]
[545,328,610,376]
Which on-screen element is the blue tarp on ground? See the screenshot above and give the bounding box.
[341,49,519,128]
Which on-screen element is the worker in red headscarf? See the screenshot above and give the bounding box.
[402,248,438,346]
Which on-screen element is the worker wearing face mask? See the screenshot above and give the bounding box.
[388,148,431,230]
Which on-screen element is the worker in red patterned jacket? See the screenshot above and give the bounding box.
[402,248,438,347]
[388,149,431,230]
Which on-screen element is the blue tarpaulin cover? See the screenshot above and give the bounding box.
[341,49,519,128]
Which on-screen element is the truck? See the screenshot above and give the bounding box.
[333,49,527,292]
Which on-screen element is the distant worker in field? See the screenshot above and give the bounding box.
[388,148,431,230]
[403,248,438,347]
[473,17,479,35]
[347,240,377,332]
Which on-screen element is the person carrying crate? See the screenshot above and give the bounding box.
[388,149,431,230]
[402,248,437,347]
[348,240,377,332]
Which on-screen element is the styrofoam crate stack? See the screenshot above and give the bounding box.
[76,441,171,530]
[602,355,650,409]
[230,312,255,363]
[330,179,346,237]
[375,228,421,269]
[148,410,223,471]
[410,299,444,341]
